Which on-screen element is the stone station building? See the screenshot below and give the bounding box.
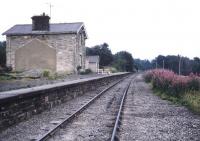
[3,13,87,73]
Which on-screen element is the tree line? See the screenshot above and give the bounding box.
[135,55,200,75]
[86,43,135,72]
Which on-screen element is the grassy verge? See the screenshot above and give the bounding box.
[153,88,200,114]
[0,74,16,81]
[182,91,200,114]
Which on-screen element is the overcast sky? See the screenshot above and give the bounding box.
[0,0,200,60]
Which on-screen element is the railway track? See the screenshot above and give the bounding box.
[36,75,132,141]
[110,75,132,141]
[3,73,199,140]
[37,74,136,141]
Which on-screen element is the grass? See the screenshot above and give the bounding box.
[182,91,200,113]
[153,89,181,104]
[0,75,13,81]
[0,72,18,81]
[153,88,200,114]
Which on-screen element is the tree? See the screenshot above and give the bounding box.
[165,55,178,72]
[86,43,113,67]
[192,57,200,74]
[113,51,134,72]
[0,41,6,67]
[151,55,200,75]
[134,59,152,71]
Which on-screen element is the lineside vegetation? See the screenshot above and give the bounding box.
[144,69,200,114]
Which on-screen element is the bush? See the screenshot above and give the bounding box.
[77,66,82,72]
[80,69,92,75]
[85,69,92,74]
[144,72,153,83]
[110,67,118,73]
[42,70,50,77]
[144,69,200,96]
[187,74,200,91]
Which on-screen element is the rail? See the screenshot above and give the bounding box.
[37,75,129,141]
[110,77,132,141]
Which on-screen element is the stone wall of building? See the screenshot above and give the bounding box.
[75,32,86,70]
[6,33,86,73]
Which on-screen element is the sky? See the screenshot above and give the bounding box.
[0,0,200,60]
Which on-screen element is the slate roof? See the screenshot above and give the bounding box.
[3,23,87,38]
[86,56,99,63]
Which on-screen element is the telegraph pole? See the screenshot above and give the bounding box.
[162,60,165,69]
[155,57,158,69]
[178,55,181,75]
[156,61,157,69]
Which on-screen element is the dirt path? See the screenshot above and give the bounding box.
[119,74,200,141]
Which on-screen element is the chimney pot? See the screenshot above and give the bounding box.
[31,13,50,31]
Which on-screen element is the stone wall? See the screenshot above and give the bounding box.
[6,33,86,73]
[0,73,129,131]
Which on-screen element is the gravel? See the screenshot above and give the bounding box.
[0,79,116,141]
[48,75,135,141]
[119,74,200,141]
[1,73,200,141]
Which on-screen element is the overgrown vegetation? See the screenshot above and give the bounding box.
[144,69,200,114]
[42,70,50,77]
[154,89,200,114]
[80,69,92,75]
[0,41,6,67]
[0,75,13,81]
[42,70,63,80]
[0,72,18,81]
[144,69,200,96]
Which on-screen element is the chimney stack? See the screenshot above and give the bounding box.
[31,13,50,31]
